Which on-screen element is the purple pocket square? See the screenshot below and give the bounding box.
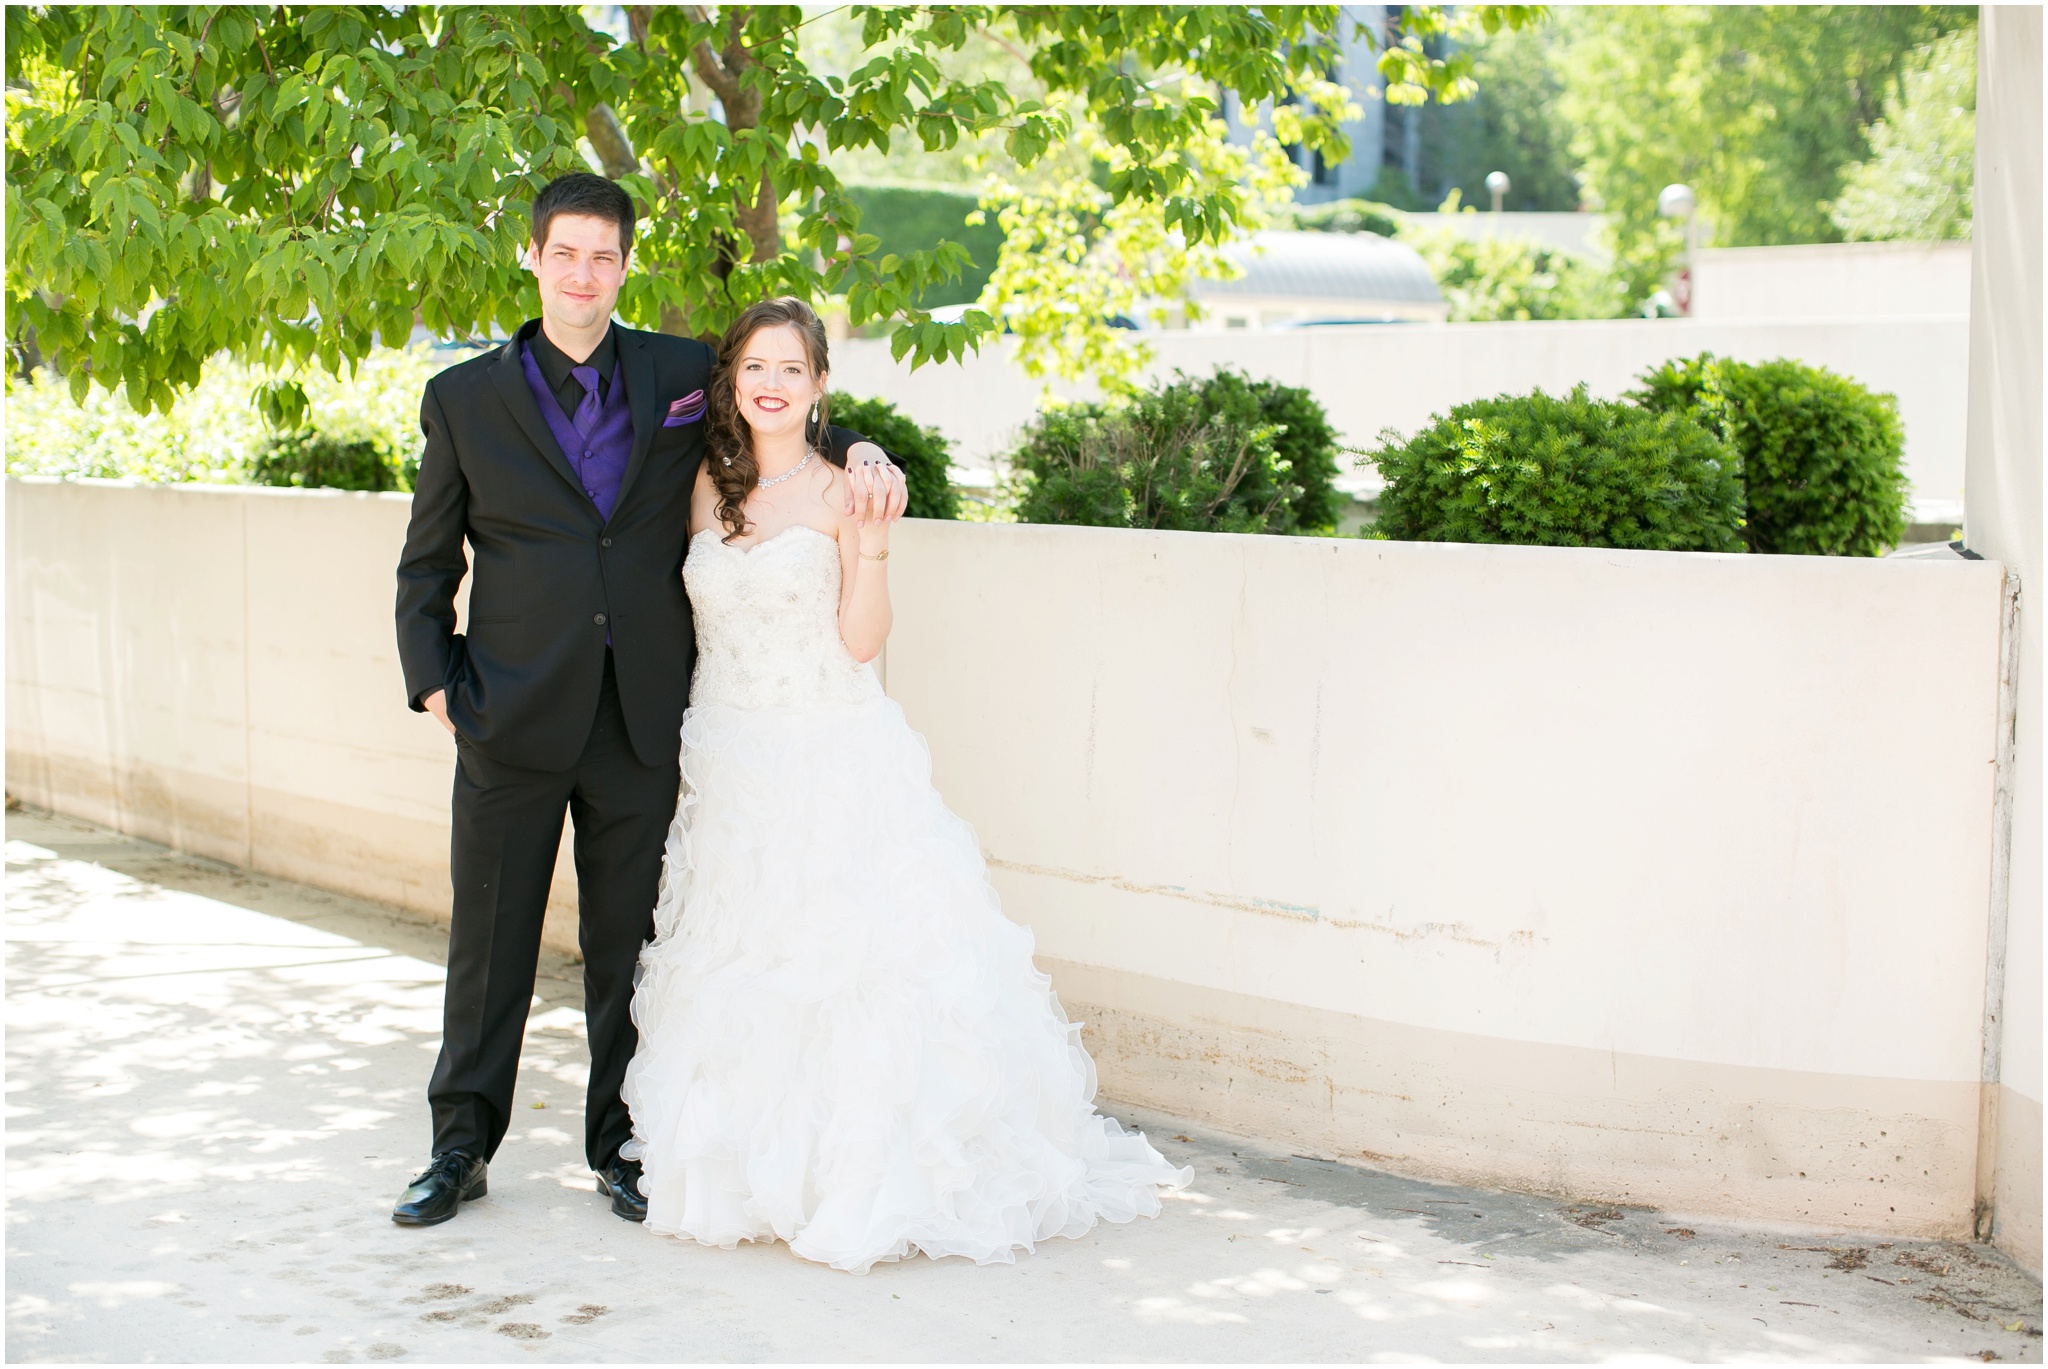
[662,390,706,427]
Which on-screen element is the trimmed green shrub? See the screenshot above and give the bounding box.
[828,393,958,520]
[1011,401,1297,534]
[1632,353,1908,556]
[842,182,1007,308]
[1009,368,1342,535]
[1166,369,1343,534]
[1368,385,1745,552]
[248,431,409,491]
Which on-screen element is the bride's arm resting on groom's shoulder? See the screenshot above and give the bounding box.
[837,454,898,664]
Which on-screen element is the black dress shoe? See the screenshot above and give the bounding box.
[595,1158,647,1222]
[392,1150,487,1226]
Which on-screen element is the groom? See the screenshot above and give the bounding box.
[391,172,903,1225]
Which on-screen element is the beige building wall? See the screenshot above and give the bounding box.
[1693,242,1973,322]
[1965,6,2044,1276]
[4,480,2012,1239]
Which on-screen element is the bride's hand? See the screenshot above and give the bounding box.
[844,442,906,526]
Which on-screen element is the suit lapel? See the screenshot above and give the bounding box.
[487,327,589,506]
[610,327,663,524]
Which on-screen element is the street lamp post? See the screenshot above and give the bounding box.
[1485,170,1510,215]
[1657,182,1698,316]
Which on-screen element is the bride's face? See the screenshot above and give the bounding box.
[732,324,825,444]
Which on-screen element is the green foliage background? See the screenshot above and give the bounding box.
[14,4,1539,409]
[1413,21,1583,214]
[5,346,446,485]
[1556,5,1976,301]
[1358,6,1979,310]
[1832,25,1978,242]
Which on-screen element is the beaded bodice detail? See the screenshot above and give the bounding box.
[684,525,879,710]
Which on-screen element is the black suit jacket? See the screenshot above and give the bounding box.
[395,319,888,771]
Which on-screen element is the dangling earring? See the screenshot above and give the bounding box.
[809,400,819,423]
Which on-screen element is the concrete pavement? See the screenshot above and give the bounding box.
[5,807,2040,1363]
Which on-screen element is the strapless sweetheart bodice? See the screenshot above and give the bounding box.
[683,525,879,710]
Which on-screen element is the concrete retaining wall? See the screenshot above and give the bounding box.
[0,480,586,943]
[4,478,2013,1238]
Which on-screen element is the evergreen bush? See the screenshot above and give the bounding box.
[1169,369,1343,533]
[1009,369,1341,535]
[828,393,958,520]
[1011,402,1295,534]
[1368,385,1745,552]
[1632,353,1908,555]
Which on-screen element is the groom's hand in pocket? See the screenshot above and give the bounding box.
[421,689,456,736]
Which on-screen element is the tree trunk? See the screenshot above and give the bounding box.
[688,6,782,265]
[585,104,638,179]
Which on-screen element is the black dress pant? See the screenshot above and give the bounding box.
[428,651,679,1170]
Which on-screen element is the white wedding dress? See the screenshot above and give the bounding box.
[619,524,1190,1274]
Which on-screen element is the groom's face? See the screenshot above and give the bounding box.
[531,213,629,334]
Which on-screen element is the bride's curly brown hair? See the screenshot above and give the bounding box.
[707,297,832,542]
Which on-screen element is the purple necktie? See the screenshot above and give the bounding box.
[571,365,603,436]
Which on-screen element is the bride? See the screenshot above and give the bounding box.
[619,298,1190,1274]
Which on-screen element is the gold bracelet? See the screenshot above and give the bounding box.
[859,549,889,562]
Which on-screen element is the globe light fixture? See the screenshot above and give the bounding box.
[1656,182,1699,316]
[1485,170,1510,214]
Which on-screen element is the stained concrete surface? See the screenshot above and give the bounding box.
[5,806,2041,1364]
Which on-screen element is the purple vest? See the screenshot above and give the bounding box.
[519,340,634,524]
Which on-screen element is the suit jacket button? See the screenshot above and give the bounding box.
[593,612,607,626]
[601,537,613,548]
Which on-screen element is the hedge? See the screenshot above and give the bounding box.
[842,183,1007,309]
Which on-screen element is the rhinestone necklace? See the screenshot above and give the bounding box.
[755,449,816,490]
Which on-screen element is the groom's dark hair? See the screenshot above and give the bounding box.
[531,172,635,256]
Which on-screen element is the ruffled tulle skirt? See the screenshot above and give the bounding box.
[620,691,1190,1274]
